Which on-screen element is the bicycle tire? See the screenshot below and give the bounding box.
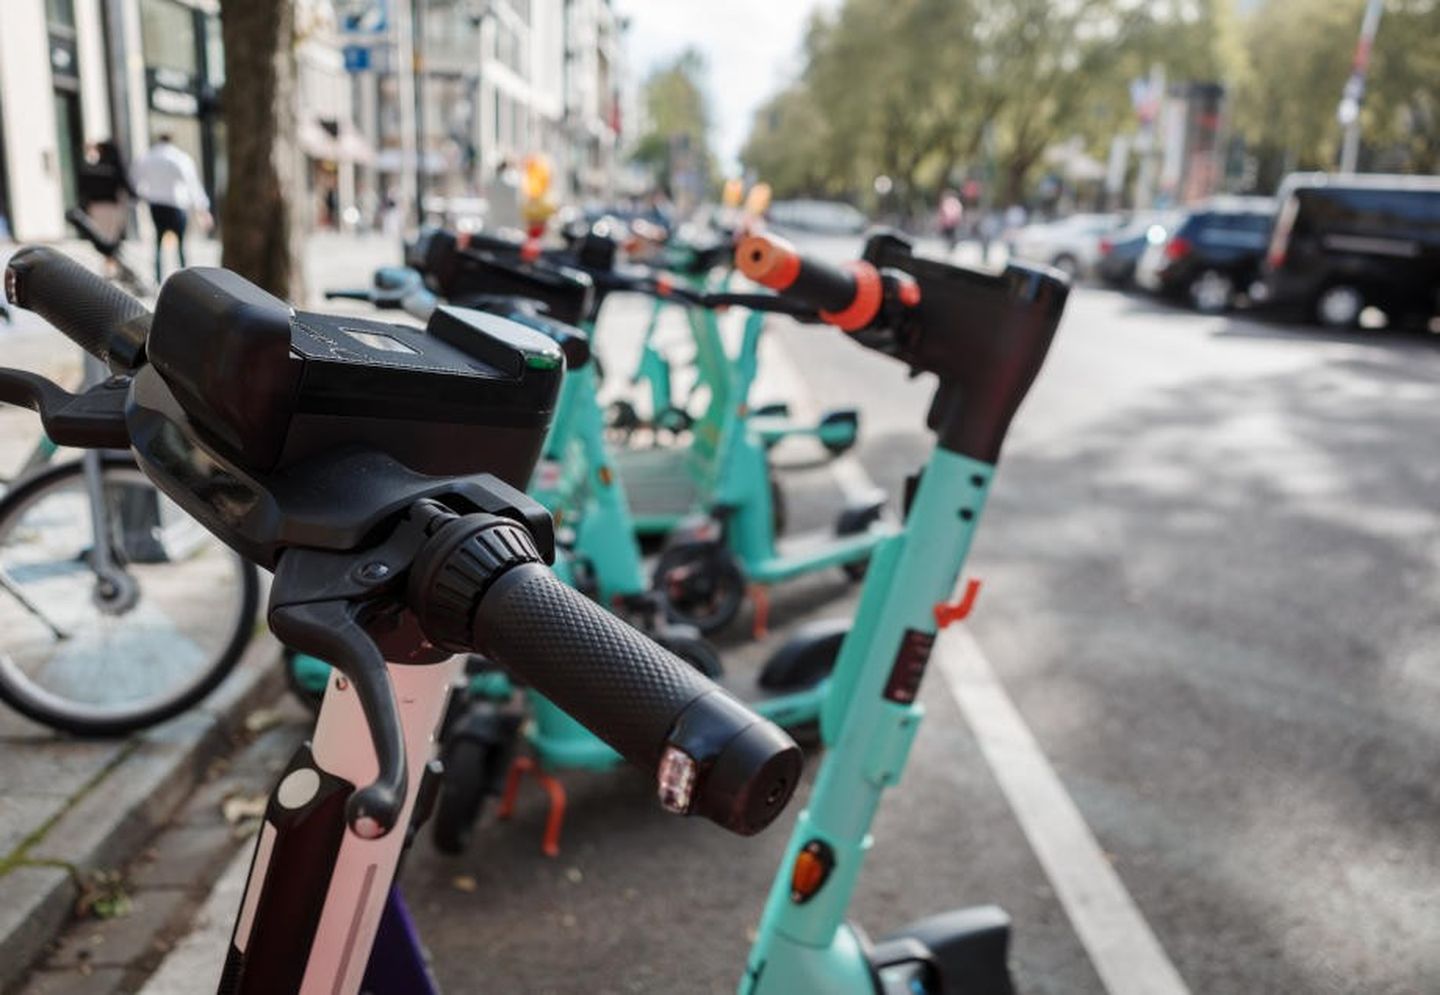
[0,456,260,736]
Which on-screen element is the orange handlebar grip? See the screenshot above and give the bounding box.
[735,234,802,290]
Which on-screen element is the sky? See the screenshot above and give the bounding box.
[613,0,839,174]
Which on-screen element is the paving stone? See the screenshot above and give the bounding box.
[29,743,203,875]
[0,795,69,859]
[0,739,123,798]
[127,825,236,890]
[0,865,74,986]
[17,966,127,995]
[44,888,191,969]
[0,708,57,741]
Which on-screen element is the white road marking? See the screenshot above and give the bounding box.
[762,317,1190,995]
[936,628,1192,995]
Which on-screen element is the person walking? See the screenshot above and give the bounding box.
[937,189,963,253]
[77,140,137,275]
[131,134,211,284]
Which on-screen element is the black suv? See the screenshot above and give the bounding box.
[1135,198,1274,313]
[1258,174,1440,329]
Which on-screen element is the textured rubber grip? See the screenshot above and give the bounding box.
[470,562,801,833]
[4,246,150,366]
[472,564,714,766]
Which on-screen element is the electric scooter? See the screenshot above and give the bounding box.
[618,231,861,457]
[418,226,895,635]
[730,231,1069,993]
[316,253,842,856]
[1,246,802,995]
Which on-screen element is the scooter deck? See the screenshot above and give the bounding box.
[613,447,705,531]
[750,525,893,585]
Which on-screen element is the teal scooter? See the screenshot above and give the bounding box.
[419,226,888,636]
[308,253,839,856]
[730,231,1068,993]
[608,234,860,536]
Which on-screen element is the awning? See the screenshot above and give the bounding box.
[299,118,374,165]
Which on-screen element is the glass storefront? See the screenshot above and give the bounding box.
[138,0,224,205]
[47,0,83,210]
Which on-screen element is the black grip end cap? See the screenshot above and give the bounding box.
[669,690,802,835]
[701,720,802,835]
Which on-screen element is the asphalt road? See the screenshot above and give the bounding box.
[396,234,1440,994]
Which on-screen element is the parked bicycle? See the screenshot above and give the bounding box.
[0,267,257,736]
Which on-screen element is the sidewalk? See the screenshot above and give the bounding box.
[0,230,400,992]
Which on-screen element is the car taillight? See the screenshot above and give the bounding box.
[1267,195,1298,271]
[1099,237,1113,256]
[1163,237,1192,261]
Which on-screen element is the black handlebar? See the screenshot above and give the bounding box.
[478,566,798,832]
[2,245,802,840]
[4,246,150,371]
[408,511,801,835]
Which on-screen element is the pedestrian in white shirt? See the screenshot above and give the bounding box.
[131,134,212,284]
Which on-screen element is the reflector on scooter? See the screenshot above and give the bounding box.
[657,745,697,813]
[789,839,835,903]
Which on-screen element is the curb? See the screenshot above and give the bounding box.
[0,633,284,992]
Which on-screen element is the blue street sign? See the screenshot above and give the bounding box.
[343,45,372,72]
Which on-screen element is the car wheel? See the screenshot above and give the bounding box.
[1187,270,1234,313]
[1051,253,1079,279]
[1315,284,1364,328]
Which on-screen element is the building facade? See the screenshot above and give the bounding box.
[0,0,626,241]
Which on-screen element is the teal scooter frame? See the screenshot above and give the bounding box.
[415,226,883,638]
[614,258,859,537]
[619,234,861,458]
[305,251,839,857]
[732,230,1068,993]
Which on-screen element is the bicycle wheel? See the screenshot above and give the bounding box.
[0,456,260,736]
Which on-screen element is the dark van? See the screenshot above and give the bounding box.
[1260,173,1440,328]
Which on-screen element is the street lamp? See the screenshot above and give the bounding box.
[1336,0,1384,174]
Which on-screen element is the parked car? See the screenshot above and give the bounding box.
[1135,198,1274,313]
[1010,213,1124,278]
[768,199,869,235]
[1096,212,1179,287]
[1257,173,1440,329]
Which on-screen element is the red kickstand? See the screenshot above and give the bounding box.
[535,771,567,858]
[495,755,569,857]
[750,584,771,640]
[497,755,533,820]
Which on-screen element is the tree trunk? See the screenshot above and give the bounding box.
[218,0,304,301]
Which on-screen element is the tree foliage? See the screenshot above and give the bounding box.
[630,49,717,196]
[741,0,1439,208]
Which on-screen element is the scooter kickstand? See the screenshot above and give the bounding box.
[497,755,568,858]
[750,584,772,640]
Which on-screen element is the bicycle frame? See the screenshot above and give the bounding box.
[742,446,993,992]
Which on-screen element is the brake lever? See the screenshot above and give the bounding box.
[267,501,453,839]
[0,369,129,448]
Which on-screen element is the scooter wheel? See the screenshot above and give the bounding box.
[432,737,493,856]
[841,558,869,582]
[653,544,747,636]
[654,630,724,678]
[607,399,641,434]
[770,474,789,537]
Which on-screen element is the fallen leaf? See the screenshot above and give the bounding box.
[243,706,286,734]
[452,875,478,893]
[222,793,268,824]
